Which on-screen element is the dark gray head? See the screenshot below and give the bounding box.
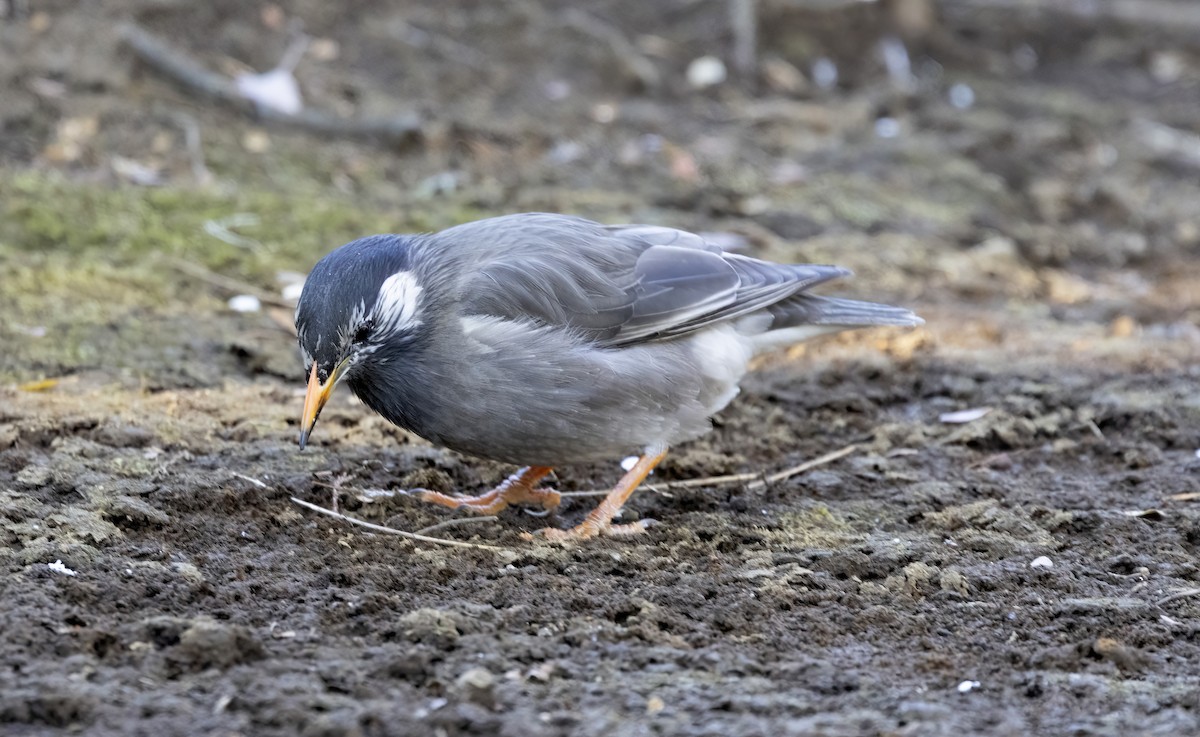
[295,234,426,447]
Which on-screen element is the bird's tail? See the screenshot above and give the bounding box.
[768,294,924,329]
[745,294,923,352]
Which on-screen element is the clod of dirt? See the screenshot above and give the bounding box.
[1092,637,1148,673]
[395,608,464,649]
[15,464,53,489]
[453,667,497,710]
[92,423,154,449]
[165,618,265,675]
[885,561,939,596]
[46,507,123,545]
[97,494,170,530]
[0,688,95,729]
[939,568,970,596]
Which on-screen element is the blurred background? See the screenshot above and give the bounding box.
[2,0,1199,387]
[3,2,1200,735]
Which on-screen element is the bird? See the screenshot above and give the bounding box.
[294,213,922,541]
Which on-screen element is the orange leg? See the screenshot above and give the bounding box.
[530,446,669,542]
[416,466,560,515]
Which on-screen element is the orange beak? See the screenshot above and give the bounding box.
[298,359,347,449]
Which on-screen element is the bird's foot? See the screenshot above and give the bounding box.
[523,447,668,543]
[414,466,559,516]
[417,486,561,515]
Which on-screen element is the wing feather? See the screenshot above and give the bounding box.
[446,213,850,347]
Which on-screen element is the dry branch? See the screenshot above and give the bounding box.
[291,496,503,551]
[559,443,859,498]
[119,22,423,143]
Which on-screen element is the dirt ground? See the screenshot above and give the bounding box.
[3,1,1200,735]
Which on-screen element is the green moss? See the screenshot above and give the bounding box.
[0,171,497,384]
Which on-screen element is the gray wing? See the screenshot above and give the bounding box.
[446,213,849,347]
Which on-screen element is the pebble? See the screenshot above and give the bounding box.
[875,117,901,139]
[812,57,838,89]
[949,83,975,109]
[455,667,496,709]
[228,295,262,313]
[687,56,727,89]
[1030,556,1053,569]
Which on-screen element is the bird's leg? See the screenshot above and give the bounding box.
[532,446,668,542]
[416,466,560,515]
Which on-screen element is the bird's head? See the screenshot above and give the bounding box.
[294,234,425,448]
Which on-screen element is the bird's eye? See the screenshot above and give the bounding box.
[352,320,373,344]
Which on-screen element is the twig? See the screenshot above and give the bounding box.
[170,112,213,185]
[1167,492,1200,502]
[312,472,356,514]
[390,19,487,70]
[937,0,1200,32]
[1133,119,1200,171]
[561,9,661,91]
[559,444,859,497]
[290,496,503,551]
[203,213,263,250]
[230,471,269,489]
[416,516,499,535]
[119,22,423,143]
[165,256,292,309]
[748,443,859,491]
[730,0,759,84]
[1156,588,1200,607]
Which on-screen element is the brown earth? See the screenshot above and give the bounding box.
[2,1,1200,735]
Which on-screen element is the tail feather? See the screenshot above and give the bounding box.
[766,294,924,330]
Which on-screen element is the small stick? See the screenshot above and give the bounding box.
[119,22,423,143]
[170,112,213,186]
[290,496,503,551]
[416,516,499,535]
[940,0,1200,32]
[561,9,660,91]
[203,213,263,250]
[165,256,292,308]
[748,443,859,491]
[559,443,859,497]
[730,0,758,85]
[230,471,269,489]
[1156,588,1200,607]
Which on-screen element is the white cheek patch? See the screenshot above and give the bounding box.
[375,271,424,332]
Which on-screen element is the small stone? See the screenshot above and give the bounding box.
[17,465,53,489]
[687,56,727,89]
[281,282,305,303]
[241,129,272,153]
[761,56,808,94]
[957,680,980,693]
[1109,315,1137,338]
[1030,556,1053,569]
[397,608,463,648]
[811,57,838,89]
[455,667,496,709]
[48,560,78,577]
[1149,50,1185,84]
[228,295,262,313]
[874,117,901,139]
[948,83,975,109]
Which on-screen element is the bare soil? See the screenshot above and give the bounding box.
[2,2,1200,735]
